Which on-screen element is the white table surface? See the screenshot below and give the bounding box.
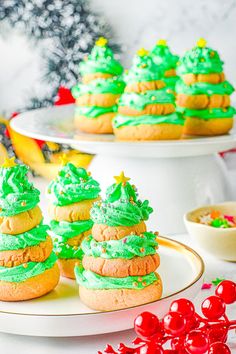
[1,176,236,354]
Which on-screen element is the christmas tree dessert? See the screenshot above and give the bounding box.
[72,37,125,134]
[176,38,235,136]
[113,48,184,140]
[75,172,162,311]
[0,158,59,301]
[47,157,101,279]
[151,39,179,90]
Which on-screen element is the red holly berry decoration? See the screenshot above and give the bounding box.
[134,312,161,338]
[163,312,186,336]
[201,296,226,320]
[208,342,231,354]
[185,330,209,354]
[216,280,236,304]
[170,298,195,320]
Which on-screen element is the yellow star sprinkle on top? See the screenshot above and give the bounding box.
[137,48,149,57]
[114,171,130,186]
[1,157,16,168]
[96,37,108,47]
[59,153,68,166]
[157,39,167,46]
[197,38,207,48]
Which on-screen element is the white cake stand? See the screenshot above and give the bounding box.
[11,104,236,234]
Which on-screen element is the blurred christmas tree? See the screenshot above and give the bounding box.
[0,0,121,110]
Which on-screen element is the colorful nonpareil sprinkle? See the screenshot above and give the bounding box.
[199,210,236,228]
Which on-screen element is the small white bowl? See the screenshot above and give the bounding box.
[184,202,236,261]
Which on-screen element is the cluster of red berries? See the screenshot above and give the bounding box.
[100,280,236,354]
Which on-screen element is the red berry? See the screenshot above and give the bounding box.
[140,343,164,354]
[216,280,236,304]
[209,342,231,354]
[208,326,228,344]
[163,312,186,336]
[134,312,161,338]
[171,338,185,351]
[185,330,209,354]
[170,298,195,320]
[201,296,226,320]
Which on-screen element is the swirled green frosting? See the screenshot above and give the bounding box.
[0,164,40,217]
[118,89,175,111]
[54,242,83,260]
[177,106,236,120]
[91,180,153,227]
[47,163,100,206]
[50,219,93,241]
[177,45,223,75]
[82,232,158,259]
[151,42,179,71]
[72,78,125,98]
[176,80,234,96]
[163,76,179,90]
[0,252,57,283]
[79,44,123,77]
[0,224,48,251]
[75,105,117,118]
[124,53,163,84]
[113,113,185,128]
[75,266,158,289]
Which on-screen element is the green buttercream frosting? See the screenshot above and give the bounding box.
[75,266,158,289]
[163,76,179,90]
[79,43,123,77]
[151,42,179,71]
[177,45,223,75]
[124,53,163,84]
[0,224,48,251]
[91,180,153,227]
[50,219,93,241]
[113,113,185,128]
[82,232,158,259]
[176,80,234,96]
[0,164,40,217]
[75,105,117,118]
[47,163,100,206]
[0,253,57,283]
[54,242,83,260]
[118,89,175,110]
[177,106,236,120]
[72,78,125,98]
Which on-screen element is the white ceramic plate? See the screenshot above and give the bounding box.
[10,104,236,158]
[0,236,204,337]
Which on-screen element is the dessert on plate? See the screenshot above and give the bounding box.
[176,38,235,136]
[0,158,59,301]
[113,48,184,140]
[151,39,179,90]
[75,171,162,311]
[47,157,100,279]
[72,37,124,134]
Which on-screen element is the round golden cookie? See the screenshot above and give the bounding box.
[183,117,233,136]
[182,72,225,85]
[0,263,60,302]
[92,221,147,242]
[66,230,91,247]
[124,80,165,93]
[114,124,183,141]
[82,73,113,84]
[82,254,160,277]
[176,94,230,109]
[57,258,81,279]
[118,103,175,117]
[48,197,100,222]
[75,112,115,134]
[79,274,162,311]
[0,206,42,235]
[164,69,177,77]
[76,93,120,107]
[0,236,53,267]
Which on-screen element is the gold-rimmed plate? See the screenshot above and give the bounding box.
[0,236,204,337]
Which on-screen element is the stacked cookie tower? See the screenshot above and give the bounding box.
[151,39,179,91]
[0,158,59,301]
[72,37,124,134]
[113,48,184,140]
[47,158,100,279]
[176,38,235,136]
[75,172,162,311]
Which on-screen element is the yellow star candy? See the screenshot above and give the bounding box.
[1,157,16,168]
[157,39,167,46]
[114,171,130,185]
[137,48,149,57]
[197,38,207,48]
[59,153,69,166]
[96,37,108,47]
